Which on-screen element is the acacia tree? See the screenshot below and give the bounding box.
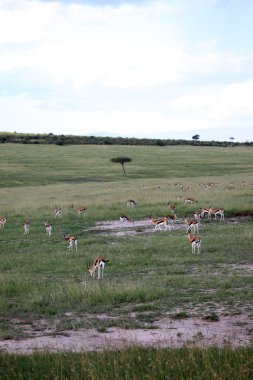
[192,134,200,141]
[111,157,132,176]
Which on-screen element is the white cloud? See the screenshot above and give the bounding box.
[209,81,253,119]
[0,0,252,141]
[169,80,253,121]
[0,0,186,88]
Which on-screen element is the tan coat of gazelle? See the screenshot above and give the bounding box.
[185,218,199,233]
[187,228,202,254]
[54,208,62,218]
[120,215,134,225]
[64,234,78,252]
[212,208,225,220]
[72,205,87,216]
[23,219,30,235]
[149,216,170,231]
[0,217,7,228]
[44,221,52,237]
[88,257,109,279]
[127,199,136,207]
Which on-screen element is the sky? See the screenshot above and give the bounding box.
[0,0,252,141]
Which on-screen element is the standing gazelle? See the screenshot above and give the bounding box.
[0,217,7,228]
[54,208,62,218]
[187,228,202,254]
[88,257,109,279]
[127,199,136,207]
[212,208,225,220]
[23,219,30,235]
[185,218,199,233]
[194,211,202,222]
[165,213,177,227]
[120,215,134,225]
[184,197,197,204]
[64,234,78,252]
[201,207,212,219]
[72,205,87,216]
[44,221,52,237]
[149,216,170,231]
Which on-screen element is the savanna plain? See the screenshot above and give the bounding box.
[0,143,253,379]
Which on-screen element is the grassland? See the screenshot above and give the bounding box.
[0,143,253,378]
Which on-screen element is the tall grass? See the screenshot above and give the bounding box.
[0,347,252,380]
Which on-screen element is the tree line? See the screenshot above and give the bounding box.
[0,132,251,147]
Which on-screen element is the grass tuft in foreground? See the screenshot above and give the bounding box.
[0,347,252,380]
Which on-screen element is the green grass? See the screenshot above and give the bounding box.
[1,144,253,187]
[0,143,253,377]
[0,347,253,380]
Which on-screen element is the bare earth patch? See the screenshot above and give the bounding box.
[0,315,252,354]
[85,216,244,237]
[85,218,186,237]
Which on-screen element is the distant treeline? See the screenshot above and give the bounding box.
[0,132,252,147]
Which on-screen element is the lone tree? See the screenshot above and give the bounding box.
[192,134,200,141]
[111,157,132,176]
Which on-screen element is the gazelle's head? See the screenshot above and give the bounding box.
[87,260,94,276]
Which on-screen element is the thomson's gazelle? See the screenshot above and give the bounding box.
[212,208,225,220]
[72,205,87,216]
[88,257,109,279]
[64,234,78,252]
[0,217,7,228]
[184,197,197,204]
[187,228,202,254]
[127,199,136,207]
[185,218,199,233]
[44,221,52,237]
[23,219,30,235]
[54,208,62,218]
[201,207,212,219]
[120,215,134,225]
[149,216,170,231]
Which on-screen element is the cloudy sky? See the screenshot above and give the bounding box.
[0,0,252,141]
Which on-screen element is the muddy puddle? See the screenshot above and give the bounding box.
[0,315,252,354]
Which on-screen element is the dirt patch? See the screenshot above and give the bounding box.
[85,215,247,237]
[85,219,187,237]
[0,315,252,354]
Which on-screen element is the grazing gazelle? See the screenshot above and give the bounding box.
[165,214,177,227]
[201,207,212,219]
[72,205,87,216]
[64,234,78,252]
[185,218,199,233]
[23,219,30,235]
[127,199,136,207]
[187,228,202,254]
[184,197,197,204]
[212,208,225,220]
[0,216,7,228]
[120,215,134,225]
[44,221,52,237]
[167,203,177,213]
[88,257,110,279]
[194,211,202,222]
[54,208,62,218]
[149,216,170,231]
